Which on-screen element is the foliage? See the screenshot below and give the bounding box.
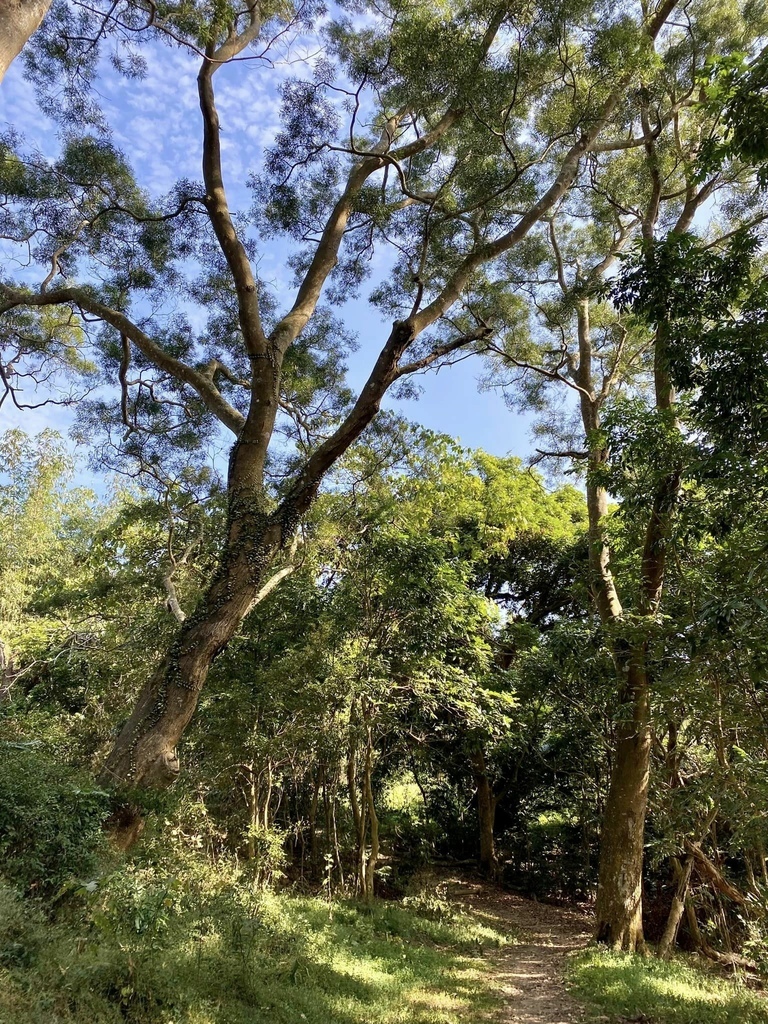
[0,854,508,1024]
[0,740,109,896]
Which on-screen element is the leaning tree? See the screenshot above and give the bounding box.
[1,0,685,824]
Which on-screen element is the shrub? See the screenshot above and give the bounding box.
[0,741,110,896]
[0,882,45,968]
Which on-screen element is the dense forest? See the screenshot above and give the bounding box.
[3,0,768,1021]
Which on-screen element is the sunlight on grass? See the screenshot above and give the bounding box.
[0,881,508,1024]
[568,947,768,1024]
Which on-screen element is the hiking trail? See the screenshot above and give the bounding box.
[448,877,593,1024]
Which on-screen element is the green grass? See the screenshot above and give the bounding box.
[568,947,768,1024]
[0,873,512,1024]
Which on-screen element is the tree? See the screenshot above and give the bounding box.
[0,0,51,83]
[481,0,768,947]
[0,0,685,819]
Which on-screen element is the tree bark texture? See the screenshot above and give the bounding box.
[0,0,50,84]
[594,658,651,950]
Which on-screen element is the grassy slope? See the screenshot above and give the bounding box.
[0,879,511,1024]
[5,852,768,1024]
[568,947,768,1024]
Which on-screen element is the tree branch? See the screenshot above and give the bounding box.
[198,30,267,356]
[0,286,246,434]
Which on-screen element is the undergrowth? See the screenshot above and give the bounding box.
[568,947,768,1024]
[0,857,511,1024]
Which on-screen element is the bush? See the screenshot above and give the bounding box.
[0,882,45,968]
[0,741,110,896]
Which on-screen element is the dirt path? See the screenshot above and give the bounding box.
[446,877,592,1024]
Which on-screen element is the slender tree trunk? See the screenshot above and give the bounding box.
[590,311,680,949]
[330,779,344,887]
[472,748,498,877]
[756,838,768,886]
[0,0,51,84]
[745,854,759,896]
[309,771,320,875]
[363,727,379,901]
[594,463,678,950]
[347,733,366,895]
[659,854,694,957]
[246,763,258,860]
[0,639,15,704]
[575,300,653,949]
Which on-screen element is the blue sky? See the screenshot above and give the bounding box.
[0,32,534,475]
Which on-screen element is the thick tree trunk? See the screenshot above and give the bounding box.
[100,492,283,793]
[594,658,651,950]
[472,748,499,877]
[0,0,50,83]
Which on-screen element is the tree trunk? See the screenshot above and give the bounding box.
[0,639,15,704]
[100,484,284,796]
[659,854,694,958]
[593,438,679,949]
[756,838,768,886]
[0,0,51,84]
[347,734,367,896]
[363,728,379,901]
[472,747,499,878]
[594,658,651,951]
[246,763,259,860]
[309,771,320,875]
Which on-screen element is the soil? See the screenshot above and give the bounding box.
[446,877,593,1024]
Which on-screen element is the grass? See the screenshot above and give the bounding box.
[568,946,768,1024]
[0,871,513,1024]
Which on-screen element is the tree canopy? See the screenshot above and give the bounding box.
[3,3,768,1018]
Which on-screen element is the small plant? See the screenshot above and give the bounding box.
[323,852,334,917]
[402,876,459,923]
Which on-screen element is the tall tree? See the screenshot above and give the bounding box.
[483,0,768,947]
[0,0,51,83]
[0,0,683,817]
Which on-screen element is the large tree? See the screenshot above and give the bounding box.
[484,0,768,948]
[0,0,684,817]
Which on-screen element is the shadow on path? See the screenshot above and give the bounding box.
[447,877,592,1024]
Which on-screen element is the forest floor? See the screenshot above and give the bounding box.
[445,875,591,1023]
